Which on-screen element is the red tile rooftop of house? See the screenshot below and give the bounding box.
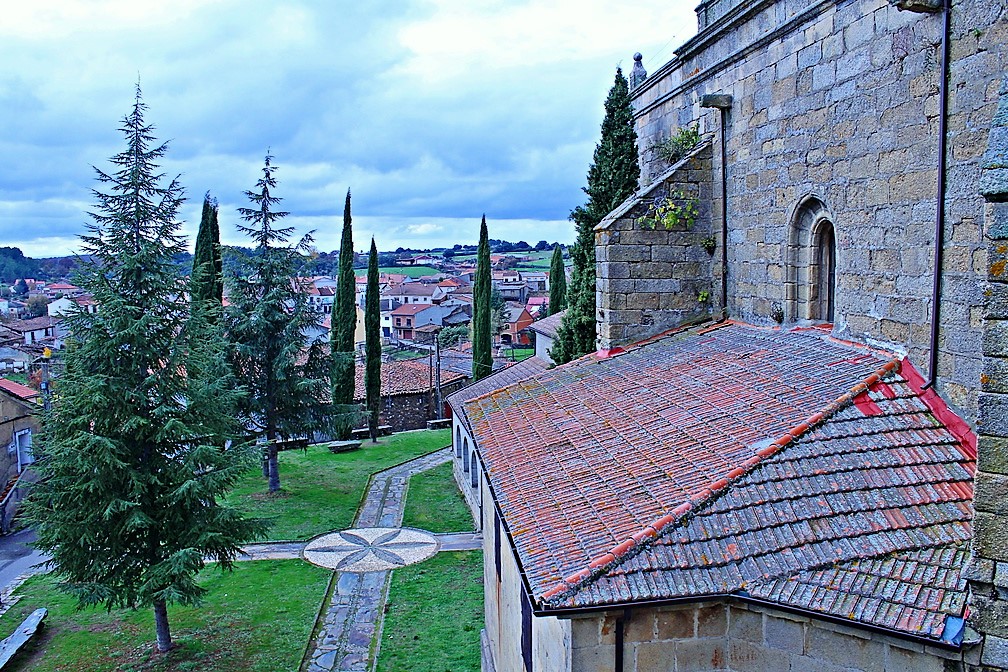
[353,358,466,400]
[0,378,40,401]
[465,322,975,641]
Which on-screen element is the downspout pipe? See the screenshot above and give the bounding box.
[701,94,733,318]
[615,611,626,672]
[925,0,951,389]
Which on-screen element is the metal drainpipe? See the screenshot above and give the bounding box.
[925,0,951,390]
[700,94,733,318]
[615,611,626,672]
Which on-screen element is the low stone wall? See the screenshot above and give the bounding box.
[363,378,467,433]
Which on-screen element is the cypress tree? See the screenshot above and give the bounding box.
[548,244,567,316]
[191,193,222,313]
[331,190,356,438]
[365,238,382,442]
[472,215,492,381]
[25,86,265,653]
[226,154,331,492]
[552,67,639,364]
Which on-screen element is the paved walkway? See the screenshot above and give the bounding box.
[304,447,480,672]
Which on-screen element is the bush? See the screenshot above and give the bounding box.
[652,125,701,165]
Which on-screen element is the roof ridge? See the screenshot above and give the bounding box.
[538,357,902,606]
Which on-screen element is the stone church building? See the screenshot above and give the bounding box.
[449,0,1008,670]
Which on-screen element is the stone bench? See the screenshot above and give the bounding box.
[350,426,392,440]
[426,418,452,430]
[326,440,362,454]
[0,608,46,670]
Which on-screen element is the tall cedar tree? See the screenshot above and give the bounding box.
[226,154,331,492]
[25,87,265,653]
[551,68,639,363]
[191,193,223,313]
[472,215,493,380]
[548,244,567,316]
[331,190,357,438]
[364,238,382,441]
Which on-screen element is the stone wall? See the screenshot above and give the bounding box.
[367,378,467,433]
[967,76,1008,672]
[628,0,1008,419]
[569,600,972,671]
[596,141,718,351]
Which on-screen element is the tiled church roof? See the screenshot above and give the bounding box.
[465,322,974,642]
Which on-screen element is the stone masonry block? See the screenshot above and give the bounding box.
[607,244,650,263]
[982,635,1008,668]
[974,511,1008,563]
[572,644,615,672]
[984,320,1008,357]
[975,471,1008,515]
[696,605,728,637]
[673,637,728,671]
[569,617,600,646]
[989,240,1008,281]
[624,611,656,642]
[728,606,762,643]
[630,262,672,279]
[656,607,694,639]
[633,641,676,671]
[977,392,1008,438]
[764,614,805,655]
[984,282,1008,320]
[804,624,885,672]
[728,640,793,672]
[884,644,945,672]
[987,202,1008,238]
[970,594,1008,638]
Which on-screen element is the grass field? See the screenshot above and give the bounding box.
[378,266,440,278]
[228,428,451,541]
[0,560,330,672]
[401,462,475,533]
[375,551,483,672]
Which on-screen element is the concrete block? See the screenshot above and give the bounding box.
[884,643,945,672]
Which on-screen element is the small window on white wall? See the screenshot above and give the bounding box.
[16,429,33,471]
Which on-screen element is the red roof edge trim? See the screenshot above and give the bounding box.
[536,356,904,607]
[901,359,977,461]
[595,318,719,361]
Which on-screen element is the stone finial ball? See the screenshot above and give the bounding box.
[634,52,643,62]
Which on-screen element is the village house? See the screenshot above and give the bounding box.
[451,1,1008,671]
[354,358,467,432]
[498,302,534,346]
[5,317,54,346]
[0,378,40,533]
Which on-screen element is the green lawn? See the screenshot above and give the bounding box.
[501,347,534,362]
[375,551,483,672]
[378,266,440,279]
[228,428,451,541]
[0,560,330,672]
[401,462,474,533]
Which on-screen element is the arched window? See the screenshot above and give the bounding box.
[455,427,462,458]
[463,438,470,473]
[786,196,837,323]
[811,219,836,322]
[470,452,478,488]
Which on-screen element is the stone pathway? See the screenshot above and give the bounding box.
[304,447,476,672]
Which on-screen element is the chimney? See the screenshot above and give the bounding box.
[970,75,1008,671]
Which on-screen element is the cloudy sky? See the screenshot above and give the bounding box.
[1,1,697,257]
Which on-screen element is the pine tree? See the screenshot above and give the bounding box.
[552,68,639,364]
[548,244,567,316]
[226,154,331,492]
[331,190,357,438]
[25,86,265,653]
[472,215,493,380]
[365,238,382,442]
[191,193,222,313]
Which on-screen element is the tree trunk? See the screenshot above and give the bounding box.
[369,410,378,443]
[267,445,280,492]
[153,599,172,652]
[261,447,269,479]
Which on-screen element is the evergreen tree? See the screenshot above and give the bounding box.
[472,215,493,380]
[191,193,223,313]
[548,244,567,316]
[226,154,331,492]
[331,190,356,438]
[552,68,639,364]
[25,87,265,653]
[364,238,382,442]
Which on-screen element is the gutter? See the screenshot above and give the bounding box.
[924,0,952,390]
